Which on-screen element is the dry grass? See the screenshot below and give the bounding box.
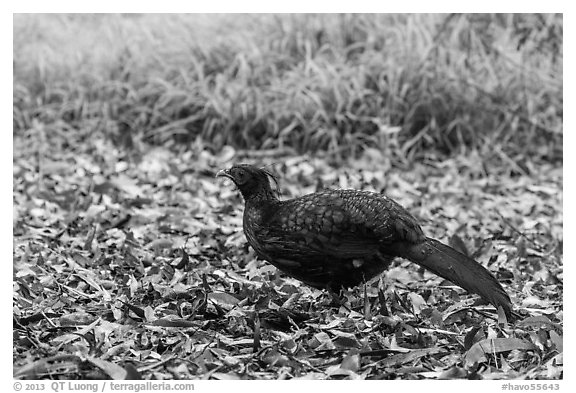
[13,13,562,164]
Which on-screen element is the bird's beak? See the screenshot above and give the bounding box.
[216,169,233,180]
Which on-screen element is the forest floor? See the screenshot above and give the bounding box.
[12,129,563,380]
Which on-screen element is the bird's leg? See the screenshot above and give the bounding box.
[325,286,351,312]
[326,287,342,305]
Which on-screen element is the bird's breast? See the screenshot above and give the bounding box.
[243,205,266,253]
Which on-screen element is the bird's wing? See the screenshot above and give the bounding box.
[257,189,422,259]
[257,230,380,259]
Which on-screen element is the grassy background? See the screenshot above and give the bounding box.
[13,13,562,165]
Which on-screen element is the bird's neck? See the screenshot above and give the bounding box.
[243,189,279,243]
[241,187,279,205]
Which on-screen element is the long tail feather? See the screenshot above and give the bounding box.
[397,237,512,318]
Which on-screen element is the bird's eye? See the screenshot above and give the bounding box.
[233,169,249,184]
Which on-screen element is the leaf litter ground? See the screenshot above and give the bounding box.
[13,134,562,380]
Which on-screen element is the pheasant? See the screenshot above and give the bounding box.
[217,164,513,318]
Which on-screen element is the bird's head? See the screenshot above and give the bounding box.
[216,164,279,201]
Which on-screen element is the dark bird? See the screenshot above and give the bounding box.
[217,164,513,319]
